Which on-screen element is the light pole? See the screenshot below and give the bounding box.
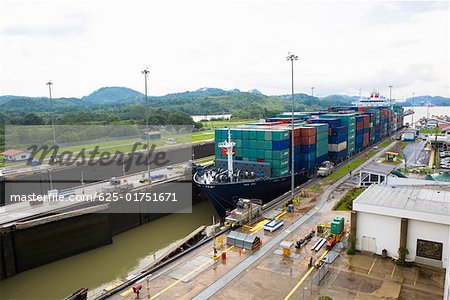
[411,92,415,128]
[142,68,151,181]
[46,81,56,144]
[287,53,298,204]
[311,87,314,97]
[388,85,393,109]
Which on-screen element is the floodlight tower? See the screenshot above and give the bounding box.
[286,53,298,204]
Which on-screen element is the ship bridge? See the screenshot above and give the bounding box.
[403,109,414,116]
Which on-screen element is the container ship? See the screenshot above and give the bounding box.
[194,92,404,217]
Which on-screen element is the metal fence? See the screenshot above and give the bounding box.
[295,262,330,300]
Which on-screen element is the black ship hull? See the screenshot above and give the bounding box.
[195,173,309,217]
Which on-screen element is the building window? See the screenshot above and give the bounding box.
[21,155,26,158]
[416,239,443,261]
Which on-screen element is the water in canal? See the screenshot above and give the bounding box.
[0,201,217,300]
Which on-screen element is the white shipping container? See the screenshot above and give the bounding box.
[328,141,347,152]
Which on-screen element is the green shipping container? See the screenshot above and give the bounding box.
[272,130,289,141]
[256,131,265,140]
[249,140,257,149]
[264,150,273,159]
[257,140,265,149]
[272,168,289,177]
[249,130,257,140]
[242,130,250,139]
[235,139,242,148]
[264,131,272,141]
[257,149,265,158]
[249,149,257,158]
[271,158,289,169]
[272,149,289,159]
[264,140,272,150]
[235,147,243,157]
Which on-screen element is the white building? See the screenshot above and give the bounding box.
[352,184,449,270]
[2,149,31,162]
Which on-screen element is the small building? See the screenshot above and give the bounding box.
[402,132,415,141]
[358,163,396,187]
[385,151,399,162]
[426,119,439,128]
[440,124,450,137]
[2,149,31,162]
[352,184,449,269]
[141,131,161,140]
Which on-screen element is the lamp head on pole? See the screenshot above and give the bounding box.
[46,80,53,86]
[286,53,298,61]
[141,68,150,76]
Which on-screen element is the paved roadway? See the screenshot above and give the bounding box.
[403,140,429,167]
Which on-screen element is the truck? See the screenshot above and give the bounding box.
[225,198,262,228]
[317,161,334,177]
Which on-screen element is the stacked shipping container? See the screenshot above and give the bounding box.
[213,104,403,178]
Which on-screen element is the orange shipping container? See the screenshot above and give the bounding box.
[299,127,315,137]
[300,136,316,145]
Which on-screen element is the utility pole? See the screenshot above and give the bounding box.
[286,53,298,204]
[388,85,393,109]
[46,81,56,144]
[142,68,151,181]
[311,87,314,97]
[411,92,415,128]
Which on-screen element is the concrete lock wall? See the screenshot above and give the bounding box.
[356,211,401,257]
[12,213,112,273]
[407,219,449,268]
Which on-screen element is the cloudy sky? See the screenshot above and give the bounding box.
[0,1,448,99]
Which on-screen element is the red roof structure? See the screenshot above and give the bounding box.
[2,149,24,156]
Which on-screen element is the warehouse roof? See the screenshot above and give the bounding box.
[353,184,450,225]
[360,163,396,176]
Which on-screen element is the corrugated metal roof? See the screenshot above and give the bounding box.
[360,163,396,176]
[354,185,450,217]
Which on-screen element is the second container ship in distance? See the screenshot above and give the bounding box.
[194,92,404,217]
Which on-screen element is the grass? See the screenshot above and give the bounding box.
[379,139,394,149]
[310,138,395,193]
[8,130,216,164]
[420,128,440,134]
[324,157,365,183]
[382,140,406,165]
[399,167,434,175]
[201,119,256,129]
[333,187,367,211]
[196,157,214,165]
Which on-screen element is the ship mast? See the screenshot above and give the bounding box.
[218,128,235,179]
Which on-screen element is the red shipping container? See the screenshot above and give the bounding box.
[299,127,315,137]
[300,136,316,145]
[257,158,265,162]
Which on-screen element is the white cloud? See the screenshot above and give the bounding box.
[0,1,448,99]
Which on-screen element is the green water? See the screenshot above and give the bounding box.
[0,201,216,300]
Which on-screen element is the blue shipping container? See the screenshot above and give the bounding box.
[310,118,341,127]
[272,139,290,150]
[330,134,348,144]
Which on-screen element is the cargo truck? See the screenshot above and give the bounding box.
[317,161,334,177]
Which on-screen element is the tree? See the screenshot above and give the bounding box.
[22,113,45,125]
